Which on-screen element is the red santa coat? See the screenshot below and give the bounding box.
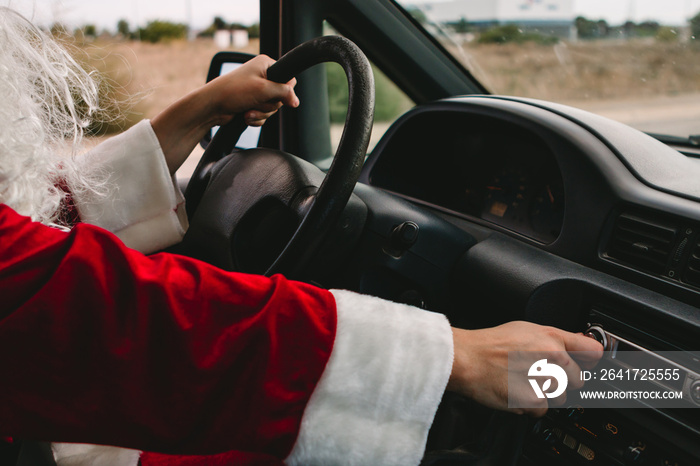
[0,201,334,453]
[0,121,454,466]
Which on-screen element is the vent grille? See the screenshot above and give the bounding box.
[684,240,700,287]
[607,213,678,274]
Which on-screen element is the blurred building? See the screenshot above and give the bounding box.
[214,29,250,49]
[420,0,576,39]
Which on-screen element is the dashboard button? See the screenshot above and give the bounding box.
[690,380,700,404]
[562,434,577,450]
[391,221,419,249]
[577,443,596,461]
[384,222,419,257]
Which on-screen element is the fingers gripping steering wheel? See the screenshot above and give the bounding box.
[180,36,374,279]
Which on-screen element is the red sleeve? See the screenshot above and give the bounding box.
[0,204,336,458]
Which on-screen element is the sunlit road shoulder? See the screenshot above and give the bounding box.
[569,93,700,137]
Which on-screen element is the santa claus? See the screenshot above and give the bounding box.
[0,6,602,466]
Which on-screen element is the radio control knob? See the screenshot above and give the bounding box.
[691,380,700,405]
[390,221,419,250]
[584,326,607,349]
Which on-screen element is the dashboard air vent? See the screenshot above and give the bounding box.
[606,213,678,274]
[684,240,700,287]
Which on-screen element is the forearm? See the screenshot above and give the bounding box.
[151,86,228,175]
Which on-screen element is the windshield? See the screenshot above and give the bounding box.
[397,0,700,139]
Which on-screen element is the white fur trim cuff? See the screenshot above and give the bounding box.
[52,443,140,466]
[285,290,454,466]
[73,120,187,254]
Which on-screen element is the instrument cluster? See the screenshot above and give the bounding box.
[369,111,565,243]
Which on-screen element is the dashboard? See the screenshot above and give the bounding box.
[367,109,565,243]
[351,96,700,465]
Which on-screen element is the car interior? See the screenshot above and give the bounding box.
[7,0,700,465]
[174,0,700,465]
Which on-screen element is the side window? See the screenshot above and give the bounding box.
[324,24,414,154]
[47,1,262,180]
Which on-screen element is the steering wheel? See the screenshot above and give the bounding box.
[178,36,374,278]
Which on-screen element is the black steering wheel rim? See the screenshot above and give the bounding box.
[182,36,374,278]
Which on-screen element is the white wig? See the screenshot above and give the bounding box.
[0,7,105,226]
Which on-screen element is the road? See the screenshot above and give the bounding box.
[568,93,700,137]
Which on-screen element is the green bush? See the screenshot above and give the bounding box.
[117,19,130,37]
[656,27,679,42]
[138,20,187,43]
[326,63,413,123]
[575,16,609,39]
[82,24,97,38]
[247,23,260,39]
[691,11,700,41]
[326,63,348,123]
[478,24,558,45]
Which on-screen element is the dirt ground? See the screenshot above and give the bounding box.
[457,40,700,102]
[80,38,260,123]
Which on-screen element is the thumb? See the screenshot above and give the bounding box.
[262,80,299,108]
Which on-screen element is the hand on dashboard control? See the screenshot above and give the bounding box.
[446,321,604,416]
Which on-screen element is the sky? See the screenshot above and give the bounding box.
[6,0,700,31]
[5,0,260,31]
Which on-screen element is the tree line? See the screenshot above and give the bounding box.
[60,17,260,43]
[409,8,700,45]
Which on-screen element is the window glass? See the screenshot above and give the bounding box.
[324,23,415,155]
[394,0,700,139]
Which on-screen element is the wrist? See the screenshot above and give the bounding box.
[197,85,227,128]
[446,328,475,396]
[151,88,221,175]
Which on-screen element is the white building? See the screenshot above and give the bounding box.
[214,29,250,49]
